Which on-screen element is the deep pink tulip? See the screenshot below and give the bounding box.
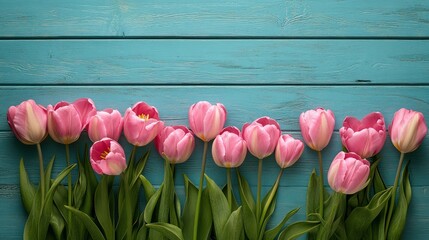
[275,134,304,169]
[327,151,370,195]
[299,108,335,151]
[90,138,127,175]
[48,101,83,144]
[155,125,195,164]
[242,117,281,159]
[389,108,427,153]
[88,109,123,142]
[123,101,164,146]
[73,98,97,130]
[212,126,247,168]
[340,112,387,158]
[7,99,48,145]
[188,101,227,142]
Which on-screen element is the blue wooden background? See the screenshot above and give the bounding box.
[1,1,429,239]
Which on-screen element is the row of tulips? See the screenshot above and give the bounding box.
[7,98,427,240]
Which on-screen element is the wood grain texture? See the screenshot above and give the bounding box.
[1,0,429,37]
[1,40,429,85]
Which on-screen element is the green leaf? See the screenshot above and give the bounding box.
[159,159,174,224]
[50,203,65,240]
[387,162,412,240]
[221,207,243,240]
[199,187,213,240]
[317,192,344,240]
[65,206,106,240]
[144,184,164,224]
[19,159,36,214]
[306,170,321,220]
[237,170,257,240]
[206,174,230,239]
[73,157,87,209]
[141,175,156,201]
[374,165,387,193]
[345,187,392,240]
[258,196,277,240]
[146,223,184,240]
[44,156,55,197]
[278,221,320,240]
[222,185,239,211]
[131,151,150,186]
[264,208,300,240]
[95,176,115,240]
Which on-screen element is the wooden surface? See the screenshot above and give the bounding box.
[1,0,429,239]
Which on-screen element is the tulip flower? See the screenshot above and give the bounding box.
[90,138,127,175]
[275,134,304,169]
[340,112,387,158]
[123,101,164,147]
[73,98,97,130]
[242,116,281,159]
[7,99,48,145]
[327,151,370,195]
[47,102,83,144]
[155,125,195,164]
[88,109,123,142]
[389,108,427,154]
[188,101,227,142]
[299,108,335,151]
[212,126,247,168]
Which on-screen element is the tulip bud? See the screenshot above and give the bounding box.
[242,117,281,159]
[123,101,164,146]
[327,151,370,194]
[340,112,386,158]
[188,101,227,142]
[299,108,335,151]
[212,126,247,168]
[389,108,427,153]
[47,101,83,144]
[88,109,123,142]
[90,138,127,175]
[275,134,304,168]
[155,125,195,164]
[7,99,48,145]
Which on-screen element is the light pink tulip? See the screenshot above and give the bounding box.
[72,98,97,130]
[88,109,123,142]
[155,125,195,164]
[389,108,427,153]
[212,126,247,168]
[47,101,83,144]
[327,151,370,194]
[188,101,227,142]
[275,134,304,168]
[123,101,164,146]
[7,99,48,145]
[242,117,281,159]
[90,138,127,175]
[299,108,335,151]
[340,112,386,158]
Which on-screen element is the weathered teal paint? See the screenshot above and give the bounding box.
[0,0,428,239]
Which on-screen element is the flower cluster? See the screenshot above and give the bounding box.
[7,98,427,240]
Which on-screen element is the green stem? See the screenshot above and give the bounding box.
[227,168,232,211]
[192,141,209,240]
[256,158,263,220]
[123,173,132,240]
[385,152,405,235]
[318,151,324,217]
[260,168,284,226]
[65,144,72,232]
[36,143,45,201]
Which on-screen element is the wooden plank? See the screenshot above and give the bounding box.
[1,40,429,85]
[1,185,428,239]
[1,1,429,37]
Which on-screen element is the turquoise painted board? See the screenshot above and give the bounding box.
[1,0,429,37]
[1,40,429,85]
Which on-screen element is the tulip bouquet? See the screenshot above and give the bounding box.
[7,98,427,240]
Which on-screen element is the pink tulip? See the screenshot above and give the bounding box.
[88,109,123,142]
[73,98,97,130]
[7,99,48,145]
[48,101,83,144]
[188,101,227,142]
[90,138,127,175]
[123,101,164,146]
[327,151,370,194]
[212,126,247,168]
[275,134,304,168]
[155,125,195,164]
[389,108,427,153]
[299,108,335,151]
[242,117,281,159]
[340,112,387,158]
